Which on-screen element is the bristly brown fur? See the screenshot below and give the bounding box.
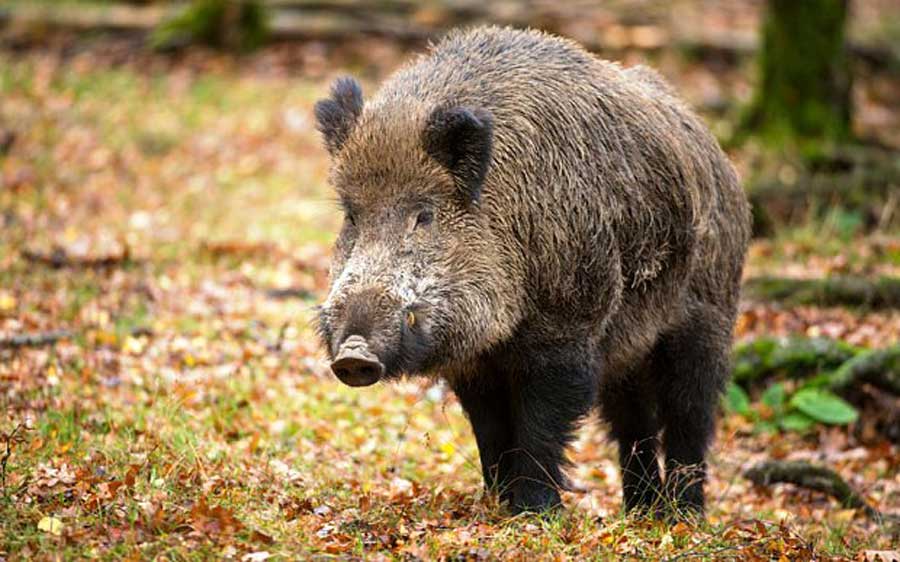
[315,26,751,517]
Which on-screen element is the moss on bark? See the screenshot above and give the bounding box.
[741,0,852,151]
[743,276,900,309]
[151,0,268,52]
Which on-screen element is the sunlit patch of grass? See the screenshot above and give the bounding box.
[0,49,336,257]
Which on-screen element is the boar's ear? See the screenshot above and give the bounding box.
[422,106,493,204]
[314,76,364,155]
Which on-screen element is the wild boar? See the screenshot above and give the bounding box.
[314,26,751,516]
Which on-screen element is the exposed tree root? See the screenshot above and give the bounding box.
[732,337,858,386]
[829,347,900,396]
[745,460,882,520]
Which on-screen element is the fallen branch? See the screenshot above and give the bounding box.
[743,276,900,309]
[745,460,881,520]
[732,337,858,386]
[21,246,132,270]
[0,329,74,350]
[733,337,899,395]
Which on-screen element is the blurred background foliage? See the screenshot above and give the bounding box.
[4,0,899,235]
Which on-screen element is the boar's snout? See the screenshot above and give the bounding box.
[331,335,385,387]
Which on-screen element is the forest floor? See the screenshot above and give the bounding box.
[1,28,899,561]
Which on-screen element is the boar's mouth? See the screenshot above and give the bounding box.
[330,335,385,387]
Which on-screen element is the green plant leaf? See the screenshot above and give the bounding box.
[789,388,858,425]
[725,383,751,416]
[779,412,815,432]
[755,420,779,434]
[761,383,786,410]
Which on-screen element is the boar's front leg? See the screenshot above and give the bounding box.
[451,374,516,503]
[505,342,598,514]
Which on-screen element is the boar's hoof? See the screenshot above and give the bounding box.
[331,336,384,387]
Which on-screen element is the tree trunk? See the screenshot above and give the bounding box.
[744,0,852,148]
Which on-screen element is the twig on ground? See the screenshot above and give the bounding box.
[273,321,290,352]
[21,245,133,269]
[0,330,75,350]
[1,423,25,489]
[0,326,155,351]
[265,287,315,300]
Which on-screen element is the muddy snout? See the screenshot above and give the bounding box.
[331,335,385,387]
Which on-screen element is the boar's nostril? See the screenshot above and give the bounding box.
[331,336,385,387]
[331,356,384,387]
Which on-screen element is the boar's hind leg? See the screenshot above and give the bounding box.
[598,371,662,513]
[451,374,516,502]
[506,344,598,514]
[653,305,731,516]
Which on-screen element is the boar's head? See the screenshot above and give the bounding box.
[313,76,517,387]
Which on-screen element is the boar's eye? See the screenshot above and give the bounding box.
[345,211,357,227]
[414,209,434,229]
